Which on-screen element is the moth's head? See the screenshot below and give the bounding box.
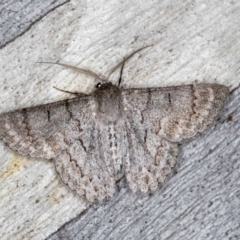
[94,82,120,93]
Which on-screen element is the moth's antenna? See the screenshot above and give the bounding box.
[36,62,104,82]
[118,58,125,86]
[37,45,152,91]
[53,86,87,96]
[106,45,152,82]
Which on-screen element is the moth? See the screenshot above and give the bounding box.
[0,47,229,202]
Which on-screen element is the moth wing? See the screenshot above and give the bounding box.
[0,97,92,159]
[122,84,229,193]
[55,122,129,202]
[0,97,117,202]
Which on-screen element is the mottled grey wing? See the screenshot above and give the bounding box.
[0,97,117,202]
[54,121,128,202]
[0,99,76,159]
[122,84,229,193]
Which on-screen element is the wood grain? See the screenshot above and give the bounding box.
[0,0,239,239]
[0,0,69,48]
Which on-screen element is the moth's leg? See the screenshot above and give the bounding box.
[106,45,152,82]
[53,86,87,96]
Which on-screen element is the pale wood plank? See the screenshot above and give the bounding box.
[0,0,239,239]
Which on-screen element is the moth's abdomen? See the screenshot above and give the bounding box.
[107,123,126,180]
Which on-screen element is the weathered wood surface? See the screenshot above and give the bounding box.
[0,1,239,239]
[0,0,69,48]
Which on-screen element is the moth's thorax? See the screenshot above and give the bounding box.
[93,83,123,124]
